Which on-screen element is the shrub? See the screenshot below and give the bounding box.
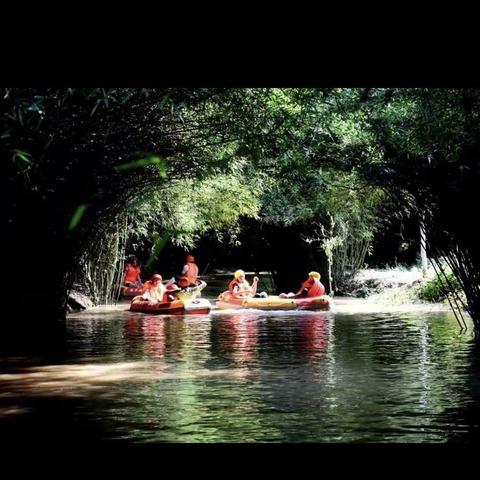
[417,269,463,303]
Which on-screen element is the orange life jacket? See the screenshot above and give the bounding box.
[228,278,251,297]
[179,262,199,286]
[125,264,141,283]
[300,278,325,297]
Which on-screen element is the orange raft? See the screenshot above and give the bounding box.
[120,285,145,298]
[130,297,211,315]
[215,293,332,311]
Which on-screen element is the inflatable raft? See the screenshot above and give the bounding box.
[216,293,331,311]
[175,280,207,300]
[120,285,145,298]
[130,297,211,315]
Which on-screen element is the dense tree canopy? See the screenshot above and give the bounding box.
[3,87,480,328]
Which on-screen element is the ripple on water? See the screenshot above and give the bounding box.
[0,303,478,442]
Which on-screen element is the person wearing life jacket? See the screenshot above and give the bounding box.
[228,270,260,299]
[123,255,143,287]
[141,274,167,304]
[279,271,326,298]
[165,282,182,301]
[177,254,199,289]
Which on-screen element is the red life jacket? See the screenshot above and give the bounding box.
[179,262,199,286]
[300,278,325,297]
[125,264,141,283]
[228,278,240,294]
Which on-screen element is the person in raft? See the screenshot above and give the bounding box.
[166,254,199,290]
[177,254,199,288]
[228,270,267,299]
[123,255,143,287]
[279,271,326,299]
[141,274,167,304]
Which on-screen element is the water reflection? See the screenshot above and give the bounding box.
[295,313,330,362]
[210,312,259,364]
[0,306,478,442]
[141,316,167,360]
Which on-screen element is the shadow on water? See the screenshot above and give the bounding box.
[0,320,108,443]
[0,320,69,367]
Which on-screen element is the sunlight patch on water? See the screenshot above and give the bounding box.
[0,362,248,398]
[0,406,31,417]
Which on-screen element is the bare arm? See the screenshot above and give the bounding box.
[251,276,259,296]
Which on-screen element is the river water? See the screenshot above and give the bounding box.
[1,298,479,443]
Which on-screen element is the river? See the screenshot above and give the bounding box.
[1,297,479,443]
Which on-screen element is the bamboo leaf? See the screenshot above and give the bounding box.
[145,233,170,268]
[90,99,102,117]
[115,156,166,176]
[13,149,31,163]
[68,204,89,231]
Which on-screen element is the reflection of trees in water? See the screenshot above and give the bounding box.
[234,313,333,442]
[163,317,186,359]
[65,315,127,359]
[13,309,478,442]
[242,311,477,442]
[464,342,480,441]
[324,312,477,441]
[252,314,331,368]
[435,337,480,442]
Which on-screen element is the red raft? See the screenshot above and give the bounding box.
[130,297,211,315]
[121,285,145,298]
[215,294,332,311]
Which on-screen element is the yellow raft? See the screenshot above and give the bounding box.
[216,294,331,311]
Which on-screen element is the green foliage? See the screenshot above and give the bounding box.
[4,87,480,323]
[417,269,463,303]
[259,164,383,290]
[125,164,264,254]
[115,156,166,174]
